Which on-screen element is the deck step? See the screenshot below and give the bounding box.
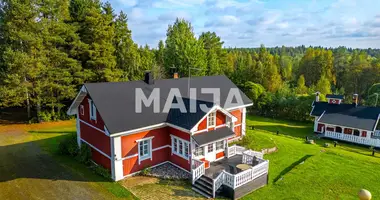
[195,179,213,190]
[193,182,213,196]
[199,175,213,184]
[192,187,212,199]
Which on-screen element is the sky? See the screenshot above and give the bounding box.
[108,0,380,48]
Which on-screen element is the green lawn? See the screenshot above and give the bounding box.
[239,116,380,200]
[28,122,137,200]
[23,116,380,200]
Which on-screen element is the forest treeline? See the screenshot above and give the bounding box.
[1,0,380,122]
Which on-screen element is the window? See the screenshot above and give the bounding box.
[194,147,204,157]
[171,135,189,160]
[208,111,216,127]
[216,140,224,151]
[354,129,360,136]
[137,137,153,164]
[80,105,84,115]
[89,99,96,120]
[208,143,213,153]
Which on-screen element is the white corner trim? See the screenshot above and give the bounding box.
[79,119,107,135]
[67,85,87,115]
[135,136,155,142]
[225,103,253,111]
[153,145,171,152]
[317,111,326,121]
[81,139,111,159]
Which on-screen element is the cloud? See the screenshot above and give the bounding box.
[117,0,137,7]
[129,8,144,20]
[153,0,205,8]
[204,15,240,27]
[158,11,191,21]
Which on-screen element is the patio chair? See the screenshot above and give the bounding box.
[229,164,238,174]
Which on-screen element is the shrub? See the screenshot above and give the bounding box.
[58,133,79,156]
[92,164,111,179]
[140,166,151,176]
[75,143,92,164]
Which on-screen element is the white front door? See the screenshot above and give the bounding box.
[205,143,216,162]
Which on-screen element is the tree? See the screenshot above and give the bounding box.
[316,76,332,95]
[155,40,165,68]
[199,31,227,75]
[164,19,206,77]
[70,0,121,82]
[296,75,308,94]
[114,11,140,80]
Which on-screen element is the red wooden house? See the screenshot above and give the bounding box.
[67,73,269,199]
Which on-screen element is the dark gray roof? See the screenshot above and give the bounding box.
[84,75,252,134]
[311,101,380,131]
[192,127,235,145]
[326,94,344,99]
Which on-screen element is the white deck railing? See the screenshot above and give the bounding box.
[324,131,380,147]
[227,145,247,157]
[211,158,269,190]
[192,159,205,184]
[212,171,224,198]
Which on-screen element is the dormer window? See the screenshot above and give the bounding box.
[89,99,97,120]
[208,111,216,127]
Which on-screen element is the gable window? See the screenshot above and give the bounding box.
[80,105,84,115]
[137,137,153,164]
[89,99,96,120]
[171,135,189,160]
[208,111,216,127]
[216,140,225,151]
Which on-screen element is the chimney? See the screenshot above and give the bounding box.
[173,72,179,79]
[144,71,154,85]
[315,92,320,102]
[353,94,358,106]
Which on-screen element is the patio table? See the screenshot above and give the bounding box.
[236,164,251,171]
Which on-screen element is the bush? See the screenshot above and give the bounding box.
[140,166,151,176]
[92,164,111,179]
[58,133,79,156]
[75,143,92,164]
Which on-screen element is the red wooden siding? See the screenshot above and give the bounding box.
[80,120,111,155]
[362,131,367,137]
[216,111,226,126]
[328,99,341,104]
[91,148,111,170]
[317,123,325,132]
[79,95,105,130]
[121,126,191,176]
[198,118,207,131]
[344,128,353,134]
[216,151,225,159]
[123,148,171,176]
[231,109,242,125]
[234,125,242,137]
[121,127,170,158]
[326,127,334,131]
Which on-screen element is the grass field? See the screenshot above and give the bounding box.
[4,116,380,199]
[240,116,380,200]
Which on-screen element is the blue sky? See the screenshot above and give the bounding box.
[108,0,380,48]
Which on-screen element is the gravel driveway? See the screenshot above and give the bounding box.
[0,129,110,200]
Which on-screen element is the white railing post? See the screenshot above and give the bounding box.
[192,159,205,184]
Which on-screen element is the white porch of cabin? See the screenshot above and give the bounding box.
[314,118,380,147]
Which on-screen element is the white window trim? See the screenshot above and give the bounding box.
[88,99,97,120]
[194,146,205,158]
[171,135,190,160]
[207,111,216,129]
[136,136,154,165]
[215,140,225,152]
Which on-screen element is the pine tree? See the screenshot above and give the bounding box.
[199,31,227,75]
[114,11,140,80]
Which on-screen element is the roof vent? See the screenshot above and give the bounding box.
[144,71,154,85]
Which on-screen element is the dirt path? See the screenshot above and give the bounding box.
[0,128,110,200]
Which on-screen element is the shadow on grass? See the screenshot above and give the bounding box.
[0,133,136,199]
[273,155,313,184]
